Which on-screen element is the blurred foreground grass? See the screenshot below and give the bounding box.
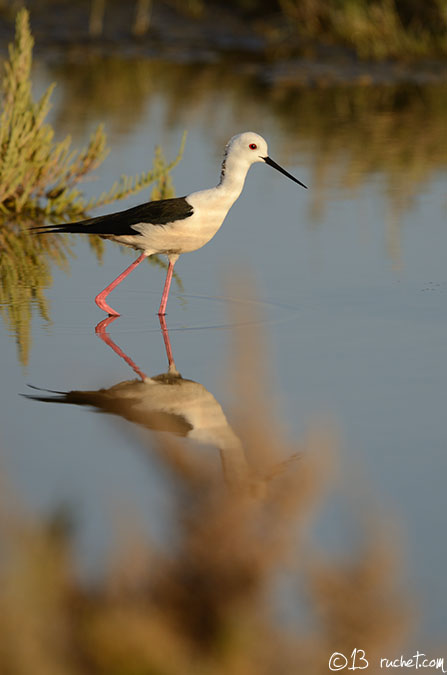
[0,306,411,674]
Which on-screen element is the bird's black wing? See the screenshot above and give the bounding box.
[31,197,194,235]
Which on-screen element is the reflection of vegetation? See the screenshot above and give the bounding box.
[276,0,447,60]
[50,57,447,223]
[48,57,248,138]
[2,317,410,672]
[270,83,447,264]
[271,84,447,188]
[0,221,71,366]
[178,0,447,60]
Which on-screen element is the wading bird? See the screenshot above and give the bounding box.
[34,132,307,316]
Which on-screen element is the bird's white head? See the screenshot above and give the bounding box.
[221,131,307,189]
[225,132,269,166]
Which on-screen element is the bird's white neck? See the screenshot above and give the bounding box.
[216,152,251,204]
[186,152,253,222]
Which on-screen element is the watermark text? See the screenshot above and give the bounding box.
[329,649,447,672]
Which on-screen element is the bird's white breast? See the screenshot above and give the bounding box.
[126,188,238,256]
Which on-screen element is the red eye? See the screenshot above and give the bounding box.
[249,143,257,150]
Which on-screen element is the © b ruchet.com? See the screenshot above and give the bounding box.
[328,649,447,671]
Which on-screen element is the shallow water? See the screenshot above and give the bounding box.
[1,58,446,641]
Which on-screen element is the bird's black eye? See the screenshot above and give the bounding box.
[249,143,257,150]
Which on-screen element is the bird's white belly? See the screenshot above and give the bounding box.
[131,201,229,255]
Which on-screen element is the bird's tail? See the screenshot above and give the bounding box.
[30,215,105,235]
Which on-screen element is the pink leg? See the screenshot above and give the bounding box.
[95,252,147,316]
[158,315,174,368]
[158,261,174,316]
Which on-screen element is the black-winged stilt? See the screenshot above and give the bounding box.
[34,132,307,316]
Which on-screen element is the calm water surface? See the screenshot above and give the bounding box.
[1,58,446,641]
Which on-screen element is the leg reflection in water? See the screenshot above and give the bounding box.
[25,315,250,486]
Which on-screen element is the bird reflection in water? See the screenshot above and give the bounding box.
[25,316,252,487]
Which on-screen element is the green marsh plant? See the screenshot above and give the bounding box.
[0,9,185,217]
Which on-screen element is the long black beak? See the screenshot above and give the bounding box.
[263,156,307,189]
